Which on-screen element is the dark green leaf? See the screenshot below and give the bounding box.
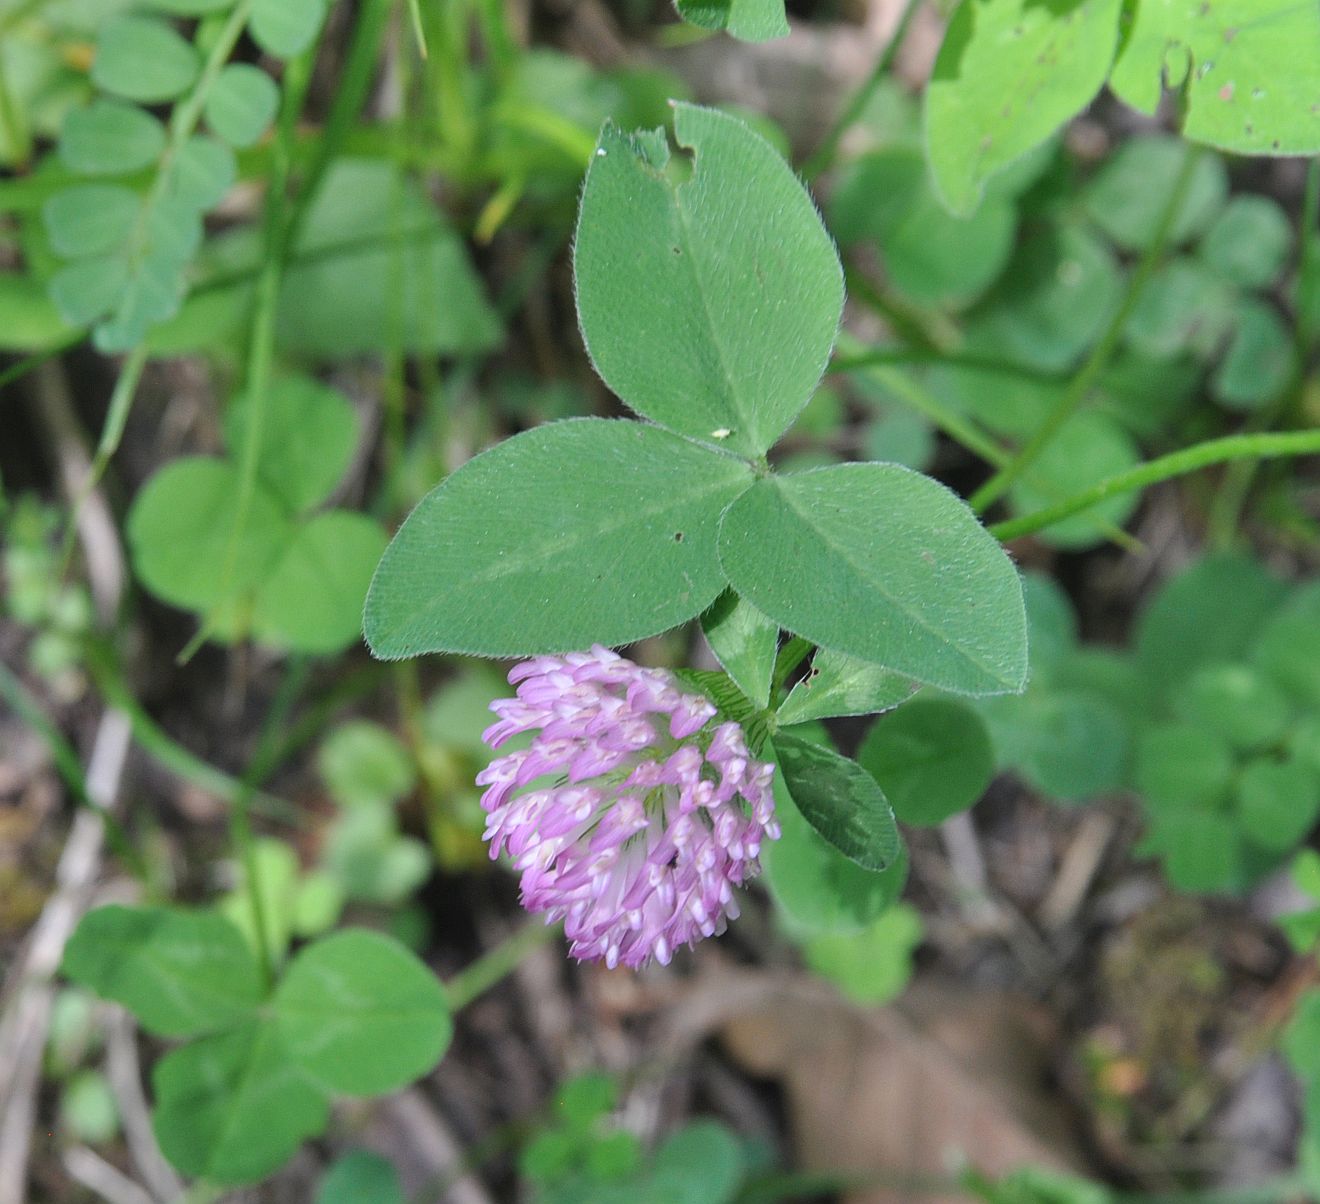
[574,104,843,457]
[365,419,753,659]
[772,731,900,871]
[717,464,1027,695]
[317,1152,404,1204]
[1082,137,1226,251]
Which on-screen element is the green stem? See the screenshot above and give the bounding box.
[831,345,1065,386]
[989,429,1320,542]
[799,0,919,181]
[836,340,1141,551]
[282,0,392,256]
[181,51,312,662]
[0,662,148,883]
[445,918,557,1011]
[58,344,148,572]
[969,145,1205,514]
[232,658,310,987]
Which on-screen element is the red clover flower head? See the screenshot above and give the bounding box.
[477,645,779,969]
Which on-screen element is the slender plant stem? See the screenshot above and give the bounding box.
[969,145,1205,514]
[445,918,557,1011]
[837,340,1142,551]
[799,0,919,181]
[832,345,1066,386]
[989,429,1320,542]
[770,636,814,700]
[58,345,148,571]
[282,0,392,256]
[0,662,148,882]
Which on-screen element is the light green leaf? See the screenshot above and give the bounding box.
[276,159,501,358]
[1124,257,1235,361]
[166,135,237,209]
[1135,553,1288,695]
[61,905,261,1037]
[772,731,900,871]
[701,590,777,709]
[803,903,922,1004]
[127,457,292,612]
[674,0,788,41]
[144,0,235,11]
[1212,297,1295,411]
[776,647,914,724]
[1081,137,1226,251]
[1252,582,1320,707]
[1201,195,1292,288]
[1172,663,1291,753]
[273,929,452,1095]
[0,274,77,352]
[60,1070,120,1145]
[318,720,416,809]
[224,375,358,513]
[92,16,199,103]
[44,185,139,258]
[924,0,1123,215]
[317,1152,405,1204]
[1007,411,1140,549]
[857,697,994,827]
[574,103,843,457]
[830,148,1017,307]
[717,464,1027,695]
[1239,757,1320,853]
[324,809,431,905]
[59,100,165,174]
[49,256,128,327]
[648,1121,745,1204]
[291,873,345,939]
[1135,723,1233,812]
[254,512,388,654]
[220,838,299,966]
[1109,0,1320,157]
[205,63,279,148]
[1141,809,1243,894]
[152,1021,329,1184]
[365,419,753,659]
[979,689,1129,802]
[250,0,327,57]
